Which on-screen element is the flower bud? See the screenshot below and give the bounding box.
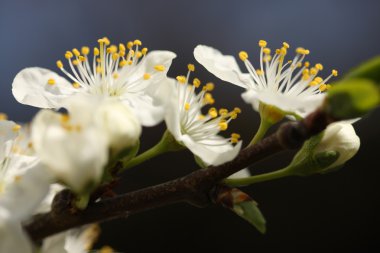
[94,100,141,154]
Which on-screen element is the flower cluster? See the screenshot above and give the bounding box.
[0,37,362,251]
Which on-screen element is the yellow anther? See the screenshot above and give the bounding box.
[193,78,201,88]
[128,50,135,57]
[184,103,191,111]
[296,62,302,68]
[275,49,281,55]
[304,61,310,67]
[94,47,100,56]
[319,84,327,92]
[315,63,323,71]
[326,84,332,90]
[208,108,218,118]
[256,69,264,76]
[258,40,267,47]
[309,81,319,86]
[0,113,8,121]
[302,69,309,75]
[296,47,308,55]
[65,51,73,59]
[47,78,55,85]
[230,111,238,119]
[154,65,165,72]
[113,73,119,79]
[112,53,119,61]
[72,60,79,66]
[198,114,205,120]
[176,75,186,84]
[136,51,142,58]
[280,47,287,55]
[141,47,148,55]
[283,42,290,49]
[187,64,195,72]
[204,82,215,91]
[98,37,110,45]
[81,47,90,55]
[239,51,248,61]
[263,47,271,54]
[119,50,125,57]
[143,73,151,80]
[219,108,228,115]
[12,124,21,132]
[218,121,228,131]
[231,138,239,144]
[314,77,323,83]
[107,45,117,54]
[310,67,318,75]
[332,69,338,76]
[263,55,272,62]
[126,41,134,49]
[60,114,70,123]
[56,60,63,69]
[231,133,241,139]
[78,56,85,62]
[234,107,241,114]
[72,48,81,57]
[133,39,142,46]
[72,82,80,88]
[127,60,133,65]
[204,93,215,104]
[96,58,101,63]
[304,49,310,55]
[119,43,126,52]
[96,65,102,73]
[302,74,310,81]
[99,246,114,253]
[119,60,128,67]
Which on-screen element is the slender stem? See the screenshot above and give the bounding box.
[249,117,272,146]
[224,167,291,187]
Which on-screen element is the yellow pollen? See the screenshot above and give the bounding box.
[204,93,215,104]
[275,49,281,55]
[98,37,110,45]
[99,246,114,253]
[309,81,319,86]
[119,60,127,67]
[126,41,134,49]
[184,103,191,111]
[0,113,8,121]
[310,67,318,75]
[231,133,241,139]
[234,107,242,114]
[258,40,267,47]
[136,51,143,58]
[133,39,142,46]
[143,73,151,80]
[304,61,310,67]
[219,121,228,131]
[94,47,100,56]
[256,69,264,76]
[128,50,135,57]
[119,43,126,52]
[142,47,148,55]
[14,175,22,182]
[296,47,308,55]
[60,114,70,124]
[56,60,63,69]
[263,55,272,62]
[263,47,271,54]
[319,84,327,92]
[72,82,80,88]
[283,42,290,49]
[65,51,73,59]
[81,47,90,55]
[12,124,21,132]
[176,75,186,84]
[314,77,323,83]
[112,53,119,61]
[279,47,287,55]
[332,69,338,76]
[302,69,309,75]
[127,60,133,65]
[315,63,323,70]
[107,45,117,54]
[239,51,248,61]
[193,78,201,88]
[119,50,125,57]
[187,64,195,72]
[47,78,55,85]
[219,108,228,115]
[154,65,165,72]
[72,60,79,66]
[198,114,205,120]
[72,48,80,57]
[204,82,215,91]
[302,74,310,81]
[208,108,218,118]
[78,56,85,62]
[113,73,119,79]
[96,66,102,73]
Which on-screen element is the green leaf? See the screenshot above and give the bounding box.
[326,78,380,119]
[344,56,380,84]
[233,200,267,234]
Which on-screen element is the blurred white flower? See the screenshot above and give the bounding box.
[315,122,360,170]
[13,37,176,126]
[157,65,242,166]
[194,41,338,118]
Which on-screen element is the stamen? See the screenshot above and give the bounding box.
[239,51,248,61]
[12,124,21,132]
[154,65,165,72]
[47,78,56,85]
[0,113,8,121]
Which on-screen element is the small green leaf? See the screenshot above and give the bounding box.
[326,78,380,119]
[233,200,267,234]
[344,56,380,84]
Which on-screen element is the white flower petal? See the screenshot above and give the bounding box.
[180,134,242,166]
[12,67,76,108]
[194,45,250,88]
[228,168,251,179]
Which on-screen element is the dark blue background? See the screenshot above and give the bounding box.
[1,0,380,252]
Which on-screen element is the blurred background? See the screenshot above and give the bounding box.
[1,0,380,252]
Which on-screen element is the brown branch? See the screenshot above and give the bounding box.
[24,108,334,242]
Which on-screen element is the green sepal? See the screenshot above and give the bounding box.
[233,200,267,234]
[344,56,380,84]
[325,78,380,119]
